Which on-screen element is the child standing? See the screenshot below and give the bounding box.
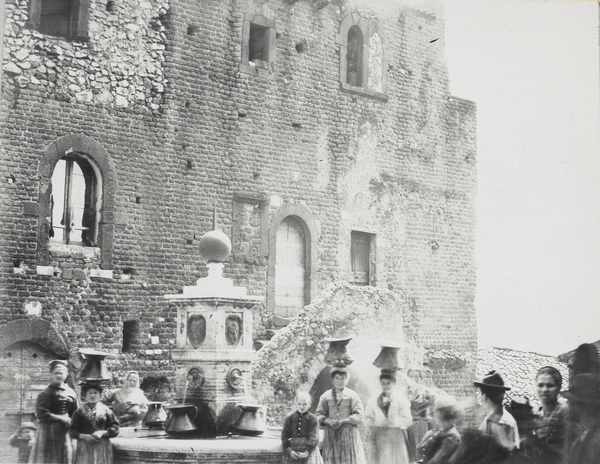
[8,422,37,463]
[281,391,324,464]
[69,382,119,464]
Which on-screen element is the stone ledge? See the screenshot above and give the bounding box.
[36,265,57,276]
[90,268,114,279]
[340,82,388,101]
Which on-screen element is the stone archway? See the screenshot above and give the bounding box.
[252,281,411,424]
[0,318,70,355]
[0,319,71,462]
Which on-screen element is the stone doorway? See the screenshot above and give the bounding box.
[0,341,59,462]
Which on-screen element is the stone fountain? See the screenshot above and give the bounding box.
[111,229,283,464]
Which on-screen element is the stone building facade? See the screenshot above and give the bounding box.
[0,0,477,453]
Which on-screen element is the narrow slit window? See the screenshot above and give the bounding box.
[249,23,269,63]
[122,320,139,353]
[347,25,364,87]
[351,231,373,286]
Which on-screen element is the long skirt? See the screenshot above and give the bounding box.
[282,448,325,464]
[29,421,73,464]
[369,426,409,464]
[321,424,366,464]
[73,438,113,464]
[406,419,430,462]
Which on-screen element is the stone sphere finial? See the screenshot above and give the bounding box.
[198,230,232,262]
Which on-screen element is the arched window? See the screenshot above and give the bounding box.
[274,216,307,318]
[34,135,117,269]
[50,153,101,246]
[338,14,388,99]
[347,25,363,87]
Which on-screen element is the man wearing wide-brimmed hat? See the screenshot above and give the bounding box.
[474,370,519,450]
[563,373,600,464]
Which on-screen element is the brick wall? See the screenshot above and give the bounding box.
[1,0,477,402]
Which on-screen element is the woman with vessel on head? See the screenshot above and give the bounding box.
[365,370,412,464]
[29,359,79,464]
[103,371,148,427]
[316,367,366,464]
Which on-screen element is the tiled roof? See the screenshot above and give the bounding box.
[558,340,600,363]
[477,346,569,409]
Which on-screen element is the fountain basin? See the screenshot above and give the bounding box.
[113,428,283,464]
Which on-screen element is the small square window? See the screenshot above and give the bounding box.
[27,0,90,41]
[240,14,276,74]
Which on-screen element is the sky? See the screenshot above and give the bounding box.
[442,0,600,356]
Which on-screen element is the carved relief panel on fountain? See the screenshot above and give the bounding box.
[187,314,207,348]
[225,314,243,348]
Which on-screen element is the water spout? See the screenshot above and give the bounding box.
[183,378,189,405]
[226,367,245,391]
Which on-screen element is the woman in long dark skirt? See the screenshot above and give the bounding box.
[29,360,79,464]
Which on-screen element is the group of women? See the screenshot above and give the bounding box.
[282,365,571,464]
[281,366,437,464]
[28,361,148,464]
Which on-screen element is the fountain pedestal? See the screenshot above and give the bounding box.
[114,229,281,461]
[165,248,263,434]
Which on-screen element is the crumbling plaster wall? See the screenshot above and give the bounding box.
[252,281,475,426]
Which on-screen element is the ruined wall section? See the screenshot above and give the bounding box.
[2,0,168,111]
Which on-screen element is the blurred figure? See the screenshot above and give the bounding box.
[365,371,412,464]
[534,366,568,463]
[563,373,600,464]
[506,396,559,464]
[8,422,36,463]
[567,344,600,381]
[447,428,511,464]
[418,394,462,464]
[474,370,519,450]
[103,371,148,427]
[506,397,536,439]
[406,369,435,462]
